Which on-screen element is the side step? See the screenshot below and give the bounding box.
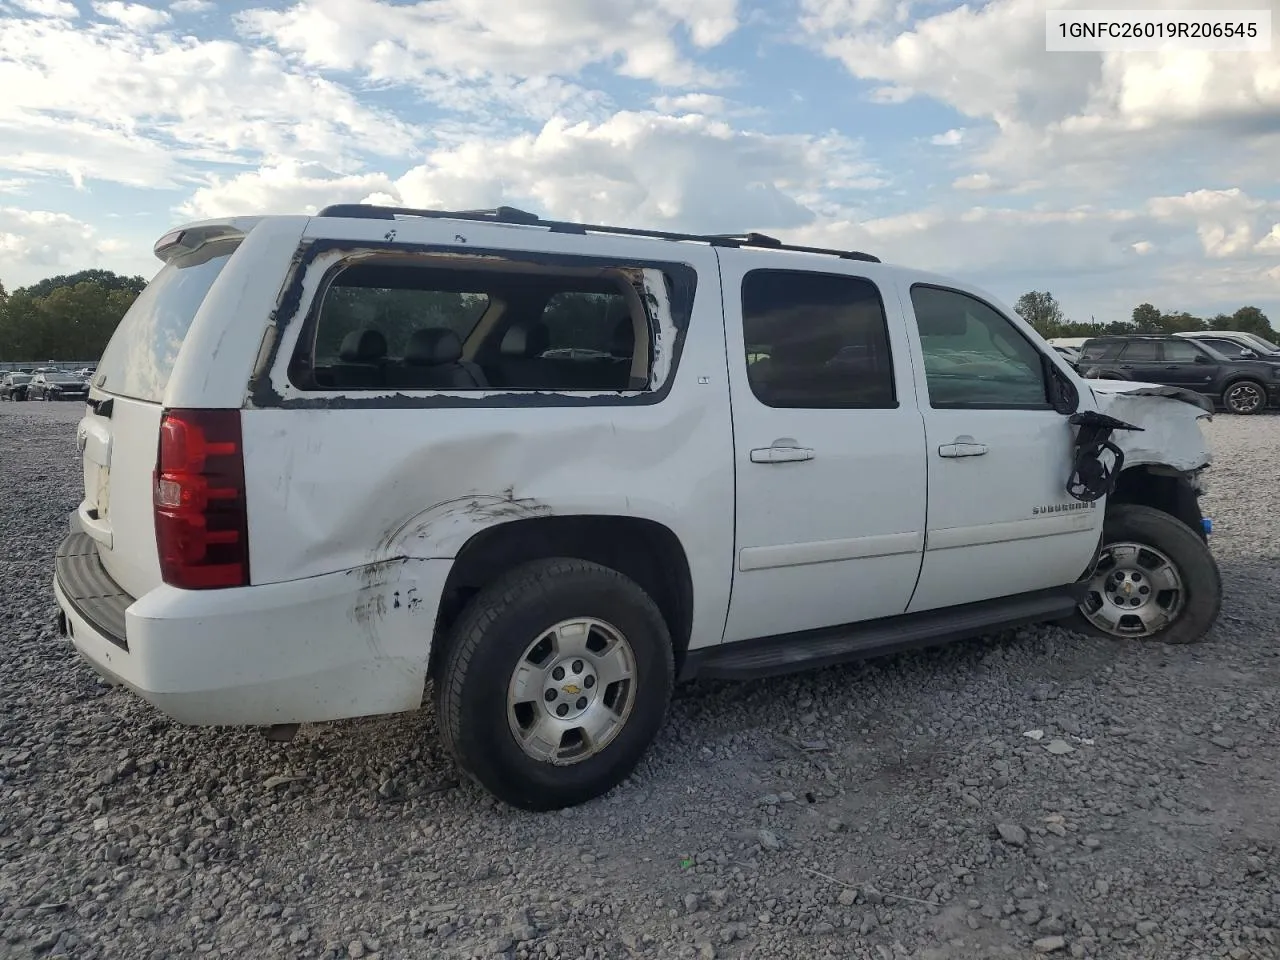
[684,586,1083,682]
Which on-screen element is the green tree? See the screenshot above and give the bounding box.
[1014,290,1067,337]
[1225,305,1275,339]
[1131,303,1162,332]
[21,269,147,300]
[0,270,141,362]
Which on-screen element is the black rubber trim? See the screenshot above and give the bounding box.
[55,533,133,651]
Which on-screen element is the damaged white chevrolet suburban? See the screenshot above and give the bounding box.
[54,204,1221,810]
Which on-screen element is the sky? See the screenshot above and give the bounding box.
[0,0,1277,328]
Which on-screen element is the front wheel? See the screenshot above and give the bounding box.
[435,558,675,811]
[1223,379,1267,415]
[1068,503,1221,644]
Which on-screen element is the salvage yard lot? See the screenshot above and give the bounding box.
[2,401,1279,960]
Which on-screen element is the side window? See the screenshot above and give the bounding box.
[1079,341,1119,361]
[1161,340,1203,362]
[740,269,896,409]
[1118,340,1159,361]
[1200,338,1248,358]
[909,285,1047,409]
[290,258,659,393]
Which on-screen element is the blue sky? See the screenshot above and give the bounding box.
[1,0,1277,328]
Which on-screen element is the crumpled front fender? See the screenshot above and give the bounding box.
[1087,380,1213,474]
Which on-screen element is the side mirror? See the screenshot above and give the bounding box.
[1042,353,1079,415]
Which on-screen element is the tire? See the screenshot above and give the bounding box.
[1222,378,1267,415]
[435,557,675,811]
[1067,503,1221,644]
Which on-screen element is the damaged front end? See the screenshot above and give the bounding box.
[1069,380,1215,540]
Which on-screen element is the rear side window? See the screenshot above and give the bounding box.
[1118,340,1159,361]
[740,269,896,409]
[95,239,240,402]
[1079,341,1121,361]
[291,258,662,393]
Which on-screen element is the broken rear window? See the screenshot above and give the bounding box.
[289,257,663,394]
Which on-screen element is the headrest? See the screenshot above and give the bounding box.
[405,327,463,366]
[339,328,388,362]
[500,322,551,357]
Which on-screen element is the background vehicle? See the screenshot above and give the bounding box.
[27,372,90,402]
[1175,330,1280,360]
[1078,334,1280,414]
[0,372,32,400]
[54,205,1221,811]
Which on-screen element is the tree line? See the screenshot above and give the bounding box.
[0,270,147,362]
[1013,290,1276,342]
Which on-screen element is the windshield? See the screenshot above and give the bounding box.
[9,374,31,384]
[1243,333,1280,352]
[94,238,241,402]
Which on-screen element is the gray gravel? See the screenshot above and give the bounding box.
[2,401,1279,960]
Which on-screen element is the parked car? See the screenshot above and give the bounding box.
[27,372,90,402]
[1175,330,1280,360]
[1077,334,1280,415]
[1051,344,1081,366]
[55,204,1222,811]
[0,372,32,401]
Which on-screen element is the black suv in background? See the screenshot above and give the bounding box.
[1078,334,1280,415]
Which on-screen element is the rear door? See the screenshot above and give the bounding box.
[720,259,927,642]
[1114,339,1162,381]
[78,237,245,598]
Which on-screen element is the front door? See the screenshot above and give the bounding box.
[899,281,1103,613]
[1159,338,1219,392]
[720,261,928,643]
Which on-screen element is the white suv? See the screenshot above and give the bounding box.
[54,204,1222,810]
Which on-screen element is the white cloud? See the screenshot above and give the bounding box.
[802,0,1280,189]
[0,15,420,188]
[930,128,964,146]
[0,207,152,287]
[92,1,170,29]
[651,93,731,114]
[236,0,741,96]
[170,0,212,11]
[179,110,884,232]
[952,172,997,191]
[178,161,395,219]
[10,0,78,16]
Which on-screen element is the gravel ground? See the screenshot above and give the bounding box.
[2,400,1279,960]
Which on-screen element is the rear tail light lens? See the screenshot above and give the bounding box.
[154,409,249,589]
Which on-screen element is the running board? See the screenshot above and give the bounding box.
[682,586,1084,682]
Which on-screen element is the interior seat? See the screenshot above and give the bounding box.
[329,329,388,389]
[388,328,488,389]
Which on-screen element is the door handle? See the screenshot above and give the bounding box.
[750,440,815,464]
[938,436,988,458]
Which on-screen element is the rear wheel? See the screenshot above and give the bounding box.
[1223,379,1266,415]
[436,558,674,811]
[1068,503,1221,644]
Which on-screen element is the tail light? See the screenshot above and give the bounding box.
[153,409,250,589]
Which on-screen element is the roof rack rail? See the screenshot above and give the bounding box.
[313,203,880,263]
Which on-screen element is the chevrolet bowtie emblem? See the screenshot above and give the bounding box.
[562,683,581,696]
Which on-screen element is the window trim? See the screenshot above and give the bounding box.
[908,282,1054,411]
[256,239,697,409]
[739,267,899,411]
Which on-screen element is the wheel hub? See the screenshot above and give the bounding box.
[1080,540,1185,638]
[507,617,637,765]
[541,655,599,721]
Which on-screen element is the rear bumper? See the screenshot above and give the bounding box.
[53,531,451,726]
